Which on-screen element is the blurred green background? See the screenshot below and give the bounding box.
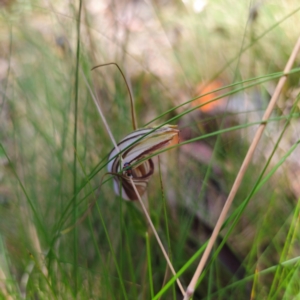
[1,0,300,299]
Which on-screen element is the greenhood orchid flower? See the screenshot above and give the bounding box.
[107,125,179,200]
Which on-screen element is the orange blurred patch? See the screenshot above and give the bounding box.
[193,80,227,113]
[169,131,180,147]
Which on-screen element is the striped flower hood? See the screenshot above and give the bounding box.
[107,125,179,200]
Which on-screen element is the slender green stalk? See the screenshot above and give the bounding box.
[268,145,300,299]
[146,232,154,299]
[0,143,45,235]
[158,158,176,299]
[72,0,82,295]
[204,256,300,299]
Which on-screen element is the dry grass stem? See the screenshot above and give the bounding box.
[183,36,300,300]
[0,267,13,300]
[129,176,186,296]
[81,69,120,153]
[27,220,48,277]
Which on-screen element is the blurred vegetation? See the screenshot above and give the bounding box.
[0,0,300,299]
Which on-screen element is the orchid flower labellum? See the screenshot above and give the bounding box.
[107,125,179,201]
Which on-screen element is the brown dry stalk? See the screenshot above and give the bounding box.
[27,220,48,278]
[129,176,186,296]
[81,68,120,153]
[184,36,300,300]
[0,267,14,300]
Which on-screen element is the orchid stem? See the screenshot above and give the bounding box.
[129,177,186,296]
